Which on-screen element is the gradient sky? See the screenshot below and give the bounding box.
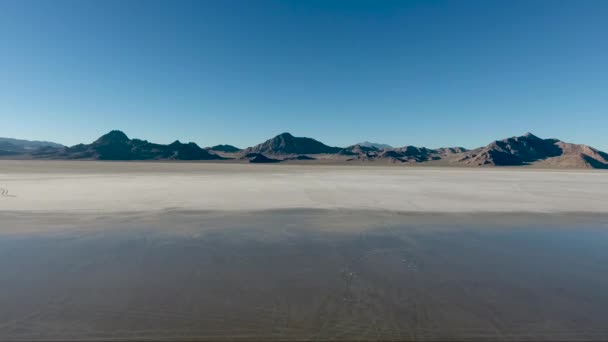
[1,0,607,150]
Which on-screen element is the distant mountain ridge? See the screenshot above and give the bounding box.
[33,130,223,160]
[356,141,393,149]
[243,132,341,155]
[342,144,468,163]
[2,130,607,169]
[0,137,64,153]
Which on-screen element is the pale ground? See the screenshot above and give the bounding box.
[1,160,607,213]
[2,160,608,340]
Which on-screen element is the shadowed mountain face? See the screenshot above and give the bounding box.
[283,155,316,160]
[33,130,223,161]
[244,133,341,155]
[455,133,608,168]
[240,152,281,163]
[541,141,608,169]
[206,144,241,153]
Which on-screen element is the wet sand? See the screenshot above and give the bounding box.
[1,161,608,340]
[1,210,608,341]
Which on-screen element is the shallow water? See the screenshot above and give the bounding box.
[1,210,608,341]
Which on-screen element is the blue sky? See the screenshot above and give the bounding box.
[1,0,607,150]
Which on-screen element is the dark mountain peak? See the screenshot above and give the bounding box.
[94,130,130,145]
[491,132,548,150]
[102,130,129,139]
[207,144,241,153]
[270,132,297,145]
[245,133,341,155]
[165,141,220,160]
[276,132,294,139]
[522,132,540,139]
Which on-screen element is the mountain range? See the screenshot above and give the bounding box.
[29,130,222,161]
[1,130,607,169]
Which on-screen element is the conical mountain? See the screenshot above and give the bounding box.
[93,130,130,146]
[244,132,341,155]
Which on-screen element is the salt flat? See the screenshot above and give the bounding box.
[2,160,608,341]
[1,160,607,213]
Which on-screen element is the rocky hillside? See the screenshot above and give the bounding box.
[453,133,607,168]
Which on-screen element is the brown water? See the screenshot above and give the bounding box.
[1,210,608,341]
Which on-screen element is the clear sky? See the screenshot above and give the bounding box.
[1,0,607,150]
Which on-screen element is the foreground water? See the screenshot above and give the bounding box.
[1,210,608,341]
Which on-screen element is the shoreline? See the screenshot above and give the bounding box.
[2,158,608,172]
[2,208,608,236]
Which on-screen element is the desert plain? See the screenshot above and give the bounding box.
[2,160,608,214]
[1,160,608,341]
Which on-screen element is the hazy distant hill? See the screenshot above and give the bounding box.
[243,132,341,155]
[0,137,64,153]
[33,130,223,161]
[342,144,467,163]
[356,141,392,150]
[338,144,379,156]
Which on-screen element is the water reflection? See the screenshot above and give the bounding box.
[1,210,608,340]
